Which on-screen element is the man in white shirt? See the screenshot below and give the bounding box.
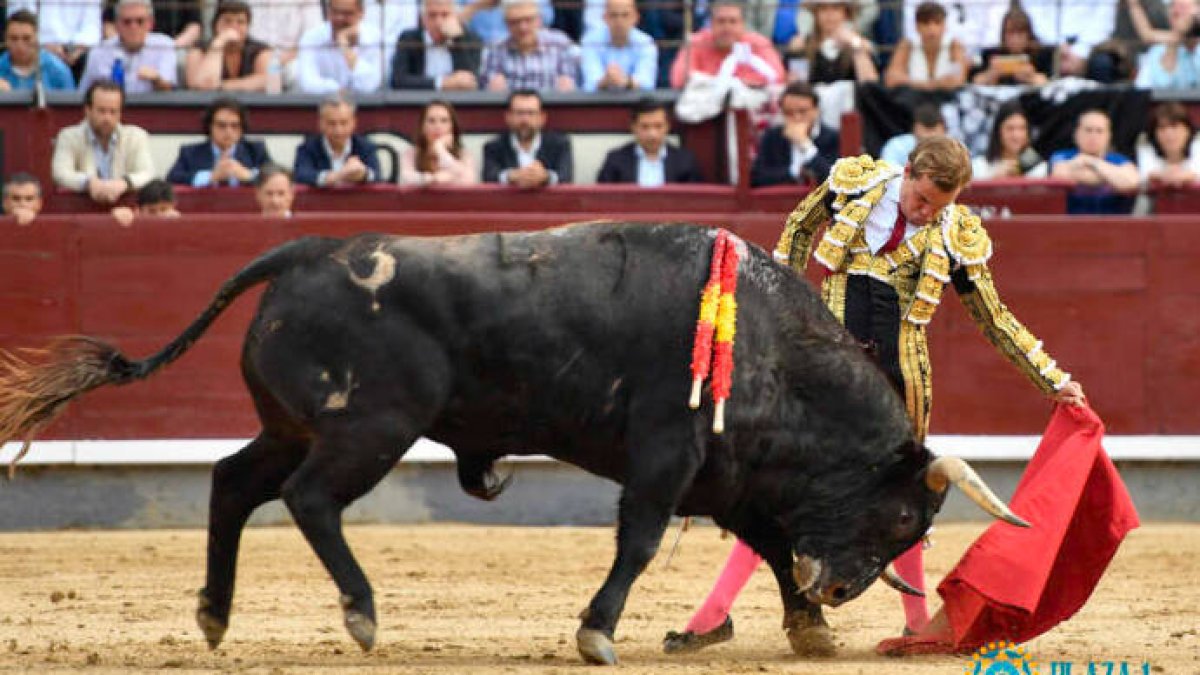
[79,0,177,93]
[296,0,386,93]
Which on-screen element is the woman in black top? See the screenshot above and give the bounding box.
[185,0,271,91]
[971,7,1053,86]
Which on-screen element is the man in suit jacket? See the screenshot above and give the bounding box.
[597,98,704,185]
[483,89,573,186]
[51,80,155,205]
[390,0,481,90]
[293,93,383,187]
[167,97,273,186]
[750,82,840,188]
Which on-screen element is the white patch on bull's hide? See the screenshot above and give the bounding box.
[323,370,356,411]
[347,247,397,313]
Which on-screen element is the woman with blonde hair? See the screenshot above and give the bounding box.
[401,100,478,186]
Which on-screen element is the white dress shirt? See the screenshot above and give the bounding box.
[295,21,385,94]
[635,144,666,187]
[863,175,920,254]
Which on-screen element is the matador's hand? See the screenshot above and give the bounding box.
[1055,380,1086,406]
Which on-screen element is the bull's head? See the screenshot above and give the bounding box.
[781,445,1027,607]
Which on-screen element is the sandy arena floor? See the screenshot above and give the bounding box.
[0,523,1195,674]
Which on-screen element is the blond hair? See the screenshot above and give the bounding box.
[908,136,972,192]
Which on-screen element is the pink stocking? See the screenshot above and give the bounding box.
[893,543,929,632]
[685,538,762,634]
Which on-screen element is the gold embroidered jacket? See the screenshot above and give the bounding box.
[774,155,1070,395]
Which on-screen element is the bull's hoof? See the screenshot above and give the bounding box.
[195,591,227,649]
[341,595,376,652]
[786,624,836,657]
[466,469,514,502]
[576,627,618,665]
[663,616,734,654]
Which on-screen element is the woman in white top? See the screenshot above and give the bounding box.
[401,100,478,187]
[884,1,970,90]
[971,103,1048,179]
[1138,102,1200,187]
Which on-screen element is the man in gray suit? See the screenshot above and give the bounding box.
[51,79,155,205]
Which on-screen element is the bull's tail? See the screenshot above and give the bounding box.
[0,236,342,475]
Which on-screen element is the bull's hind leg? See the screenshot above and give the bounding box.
[455,455,513,501]
[198,432,308,649]
[281,417,418,651]
[577,425,702,665]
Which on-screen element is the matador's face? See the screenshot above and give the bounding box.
[899,171,959,225]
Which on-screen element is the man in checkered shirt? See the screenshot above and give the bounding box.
[481,0,580,91]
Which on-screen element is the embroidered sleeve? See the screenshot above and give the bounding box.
[774,178,832,274]
[952,261,1071,394]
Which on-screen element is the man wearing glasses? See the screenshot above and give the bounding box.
[79,0,177,93]
[480,0,579,91]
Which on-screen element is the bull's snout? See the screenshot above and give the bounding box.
[804,582,851,606]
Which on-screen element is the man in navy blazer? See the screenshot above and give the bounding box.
[293,93,383,187]
[390,0,482,90]
[167,98,273,187]
[483,90,573,186]
[597,99,704,185]
[750,82,840,187]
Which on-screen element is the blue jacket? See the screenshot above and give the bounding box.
[166,140,272,186]
[293,134,382,186]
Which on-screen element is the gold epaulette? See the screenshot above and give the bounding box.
[940,205,993,279]
[828,156,902,195]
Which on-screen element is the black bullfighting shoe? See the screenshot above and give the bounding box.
[662,616,734,654]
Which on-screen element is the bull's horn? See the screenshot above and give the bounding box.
[925,457,1030,528]
[791,553,822,592]
[880,567,924,597]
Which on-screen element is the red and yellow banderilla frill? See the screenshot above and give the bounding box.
[688,230,740,434]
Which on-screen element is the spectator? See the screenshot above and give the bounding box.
[294,93,382,187]
[246,0,323,74]
[167,98,272,187]
[362,0,419,64]
[597,98,704,185]
[884,2,970,90]
[971,6,1053,86]
[670,0,786,88]
[483,89,573,186]
[1021,0,1118,80]
[793,0,878,84]
[1132,0,1200,88]
[750,81,839,187]
[257,163,296,217]
[185,1,271,92]
[85,0,177,92]
[5,0,101,79]
[773,0,879,55]
[1049,109,1140,214]
[460,0,554,44]
[901,0,1003,62]
[1138,102,1200,187]
[80,0,176,93]
[636,0,699,86]
[481,0,579,91]
[971,103,1047,179]
[111,178,181,226]
[879,103,946,166]
[1114,0,1170,56]
[51,80,154,205]
[401,100,478,186]
[390,0,482,90]
[0,10,76,91]
[2,172,42,226]
[581,0,657,92]
[295,0,385,94]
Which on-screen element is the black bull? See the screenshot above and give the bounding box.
[0,222,1025,664]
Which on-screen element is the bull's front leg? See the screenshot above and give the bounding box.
[758,541,837,657]
[577,432,701,665]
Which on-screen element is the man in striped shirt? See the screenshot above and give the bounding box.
[481,0,580,91]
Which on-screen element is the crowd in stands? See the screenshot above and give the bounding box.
[3,0,1200,224]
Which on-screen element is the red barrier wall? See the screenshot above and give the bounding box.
[2,209,1197,439]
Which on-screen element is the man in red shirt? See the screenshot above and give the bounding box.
[669,0,785,88]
